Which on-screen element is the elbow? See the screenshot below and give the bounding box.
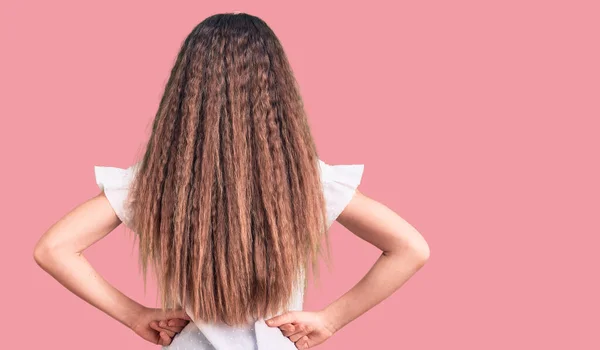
[392,233,430,269]
[405,227,430,267]
[33,241,49,268]
[33,239,58,270]
[411,239,430,268]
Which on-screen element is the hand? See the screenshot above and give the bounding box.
[130,306,192,346]
[266,311,336,349]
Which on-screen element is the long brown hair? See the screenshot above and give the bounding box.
[126,13,328,325]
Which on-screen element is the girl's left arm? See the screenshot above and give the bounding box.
[33,192,188,345]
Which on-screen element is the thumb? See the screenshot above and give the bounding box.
[266,311,298,327]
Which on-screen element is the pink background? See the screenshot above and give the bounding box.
[2,0,599,349]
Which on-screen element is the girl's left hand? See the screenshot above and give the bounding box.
[131,307,191,346]
[266,311,336,349]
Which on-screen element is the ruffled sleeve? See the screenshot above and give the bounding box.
[318,159,365,228]
[94,164,136,228]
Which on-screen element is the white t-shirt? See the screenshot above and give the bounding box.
[94,158,364,350]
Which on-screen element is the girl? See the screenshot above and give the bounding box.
[34,12,430,349]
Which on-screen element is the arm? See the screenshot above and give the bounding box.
[321,189,430,331]
[33,192,189,345]
[267,189,430,348]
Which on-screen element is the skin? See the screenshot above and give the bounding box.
[33,192,191,346]
[34,188,429,349]
[266,189,430,349]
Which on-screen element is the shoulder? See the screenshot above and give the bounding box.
[94,162,139,228]
[317,158,365,228]
[92,159,364,229]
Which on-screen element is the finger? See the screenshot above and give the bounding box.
[158,331,172,346]
[295,335,310,349]
[150,321,178,338]
[149,321,162,333]
[157,321,179,335]
[279,323,296,337]
[289,330,309,343]
[166,309,192,321]
[266,312,297,327]
[164,326,184,333]
[157,325,175,338]
[289,323,313,340]
[168,318,190,328]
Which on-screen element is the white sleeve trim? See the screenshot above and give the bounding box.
[94,165,134,227]
[318,159,365,228]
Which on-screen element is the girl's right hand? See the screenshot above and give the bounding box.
[266,311,337,349]
[130,307,191,346]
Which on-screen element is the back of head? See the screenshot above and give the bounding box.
[127,13,328,325]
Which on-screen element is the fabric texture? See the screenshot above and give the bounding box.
[94,158,364,349]
[94,164,138,228]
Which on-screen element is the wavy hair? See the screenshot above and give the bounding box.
[126,13,328,325]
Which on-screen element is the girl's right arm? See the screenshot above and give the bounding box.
[267,189,430,349]
[33,192,190,346]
